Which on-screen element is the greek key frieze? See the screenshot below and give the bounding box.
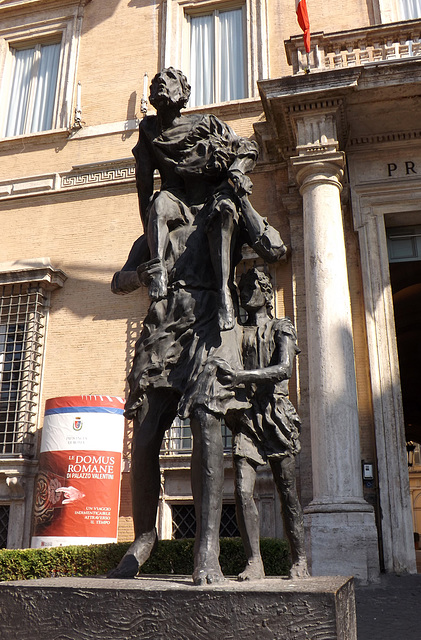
[61,165,135,189]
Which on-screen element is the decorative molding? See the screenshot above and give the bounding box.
[346,159,419,574]
[285,18,421,75]
[0,258,67,289]
[0,99,262,147]
[5,476,25,500]
[253,121,283,164]
[60,159,136,189]
[0,0,91,13]
[349,129,421,148]
[0,125,272,199]
[0,157,136,201]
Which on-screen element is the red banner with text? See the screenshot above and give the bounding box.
[32,395,124,548]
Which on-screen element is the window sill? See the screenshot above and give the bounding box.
[0,127,70,148]
[182,96,263,118]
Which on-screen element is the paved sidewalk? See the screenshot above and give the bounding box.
[355,573,421,640]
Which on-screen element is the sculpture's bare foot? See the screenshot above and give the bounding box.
[237,557,265,581]
[107,529,157,579]
[193,552,225,585]
[289,556,310,579]
[218,289,235,331]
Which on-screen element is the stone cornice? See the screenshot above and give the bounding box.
[0,258,67,289]
[259,71,354,158]
[0,0,91,15]
[259,58,421,159]
[348,129,421,150]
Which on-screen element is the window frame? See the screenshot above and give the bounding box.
[0,8,83,139]
[0,260,67,458]
[376,0,421,22]
[0,284,46,458]
[186,5,248,106]
[161,0,269,105]
[4,39,62,137]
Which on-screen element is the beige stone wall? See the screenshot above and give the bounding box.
[1,0,380,545]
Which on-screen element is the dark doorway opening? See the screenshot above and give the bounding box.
[387,224,421,445]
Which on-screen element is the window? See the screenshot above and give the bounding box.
[0,284,46,457]
[387,226,421,262]
[4,41,61,137]
[399,0,421,19]
[188,7,246,106]
[172,503,239,538]
[0,262,66,458]
[0,4,85,138]
[161,419,232,454]
[0,505,10,548]
[164,417,193,451]
[162,0,269,105]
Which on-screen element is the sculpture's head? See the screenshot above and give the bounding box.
[149,68,191,111]
[239,268,273,317]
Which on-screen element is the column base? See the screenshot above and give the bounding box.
[304,501,380,583]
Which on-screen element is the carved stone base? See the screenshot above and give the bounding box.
[304,505,380,583]
[0,575,356,640]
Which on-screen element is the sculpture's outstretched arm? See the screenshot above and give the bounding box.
[238,195,287,263]
[217,330,295,387]
[111,234,150,295]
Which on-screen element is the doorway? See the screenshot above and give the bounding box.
[387,220,421,569]
[387,222,421,445]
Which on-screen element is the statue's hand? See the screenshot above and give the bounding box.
[137,259,163,287]
[216,362,237,387]
[228,170,253,197]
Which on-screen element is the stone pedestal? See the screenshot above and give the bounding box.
[0,575,357,640]
[304,508,380,582]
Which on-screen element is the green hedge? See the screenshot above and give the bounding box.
[0,538,290,582]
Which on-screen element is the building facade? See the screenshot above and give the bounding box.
[0,0,419,580]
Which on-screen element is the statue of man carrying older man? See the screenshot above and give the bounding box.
[109,68,307,584]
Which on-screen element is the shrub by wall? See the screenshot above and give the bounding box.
[0,538,290,582]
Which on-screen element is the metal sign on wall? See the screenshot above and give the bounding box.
[31,395,125,548]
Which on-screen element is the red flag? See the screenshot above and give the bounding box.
[296,0,311,53]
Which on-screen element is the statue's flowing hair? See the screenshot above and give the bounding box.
[239,267,274,318]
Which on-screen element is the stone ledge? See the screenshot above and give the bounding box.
[0,575,356,640]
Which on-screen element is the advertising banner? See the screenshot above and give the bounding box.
[31,395,125,548]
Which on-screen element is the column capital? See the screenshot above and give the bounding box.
[291,151,345,194]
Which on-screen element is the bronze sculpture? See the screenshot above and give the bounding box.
[221,268,308,579]
[109,68,306,584]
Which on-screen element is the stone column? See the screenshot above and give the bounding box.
[292,140,380,581]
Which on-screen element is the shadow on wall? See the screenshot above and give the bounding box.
[49,263,146,397]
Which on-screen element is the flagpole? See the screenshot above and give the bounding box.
[296,0,311,73]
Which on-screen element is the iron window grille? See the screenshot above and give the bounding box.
[172,503,240,539]
[0,283,46,458]
[0,505,10,548]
